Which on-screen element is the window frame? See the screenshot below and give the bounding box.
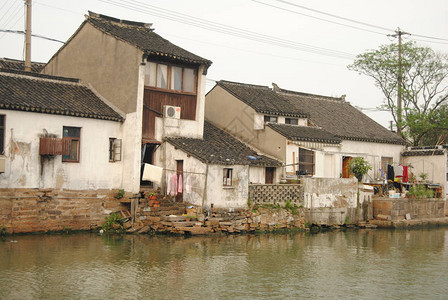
[285,118,298,125]
[264,115,278,123]
[62,126,81,163]
[223,168,233,186]
[144,61,197,95]
[298,148,314,176]
[109,138,122,162]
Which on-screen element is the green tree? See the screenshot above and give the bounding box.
[348,42,448,145]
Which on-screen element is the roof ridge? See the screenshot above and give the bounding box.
[0,69,80,83]
[275,86,345,103]
[218,80,271,90]
[88,11,153,29]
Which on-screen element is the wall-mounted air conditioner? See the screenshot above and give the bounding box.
[163,105,181,119]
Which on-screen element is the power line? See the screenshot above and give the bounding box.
[98,0,355,60]
[252,0,387,36]
[268,0,448,42]
[0,29,65,43]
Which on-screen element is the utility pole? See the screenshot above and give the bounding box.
[388,28,410,136]
[24,0,32,72]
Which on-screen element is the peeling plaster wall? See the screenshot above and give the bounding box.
[206,164,249,209]
[0,110,125,190]
[303,177,358,209]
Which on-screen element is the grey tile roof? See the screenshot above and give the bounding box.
[166,121,281,166]
[267,123,341,144]
[402,149,445,156]
[0,58,45,73]
[216,80,308,118]
[0,70,123,122]
[277,87,406,144]
[215,80,405,145]
[87,12,212,67]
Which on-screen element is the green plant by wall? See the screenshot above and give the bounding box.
[408,184,434,199]
[419,173,428,181]
[115,189,125,199]
[101,213,125,233]
[349,157,372,182]
[0,225,8,237]
[284,200,299,215]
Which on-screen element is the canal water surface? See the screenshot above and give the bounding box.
[0,228,447,299]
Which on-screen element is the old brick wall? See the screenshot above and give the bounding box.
[373,198,446,221]
[0,189,128,234]
[249,184,304,207]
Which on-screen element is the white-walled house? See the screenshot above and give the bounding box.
[42,12,212,193]
[0,70,125,190]
[205,80,406,182]
[163,122,281,208]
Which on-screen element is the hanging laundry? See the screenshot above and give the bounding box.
[387,165,394,181]
[166,173,171,195]
[185,175,192,194]
[178,174,183,193]
[402,165,409,183]
[394,165,403,177]
[170,173,178,196]
[142,164,163,184]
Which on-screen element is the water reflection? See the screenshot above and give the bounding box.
[0,229,447,299]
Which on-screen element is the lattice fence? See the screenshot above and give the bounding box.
[249,184,304,206]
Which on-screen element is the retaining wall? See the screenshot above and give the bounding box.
[0,189,128,233]
[373,197,446,221]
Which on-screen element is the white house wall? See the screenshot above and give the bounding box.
[206,164,249,209]
[0,110,125,190]
[339,140,404,181]
[403,153,448,197]
[161,143,251,209]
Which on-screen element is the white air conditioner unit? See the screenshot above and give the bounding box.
[163,105,181,119]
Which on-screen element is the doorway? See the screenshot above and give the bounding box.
[176,160,183,202]
[265,167,275,184]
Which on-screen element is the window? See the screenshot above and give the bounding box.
[109,138,122,162]
[285,118,298,125]
[62,126,80,162]
[264,115,278,123]
[298,148,314,175]
[145,62,196,93]
[223,168,233,186]
[0,115,4,155]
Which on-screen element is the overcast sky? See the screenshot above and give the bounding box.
[1,0,447,128]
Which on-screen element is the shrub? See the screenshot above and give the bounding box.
[349,157,372,182]
[101,213,125,233]
[408,184,434,199]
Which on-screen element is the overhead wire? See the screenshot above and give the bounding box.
[98,0,355,60]
[266,0,448,43]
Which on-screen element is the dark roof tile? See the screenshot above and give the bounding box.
[0,58,45,73]
[166,122,281,166]
[217,80,308,118]
[267,123,341,144]
[277,87,406,144]
[0,70,123,122]
[87,12,212,67]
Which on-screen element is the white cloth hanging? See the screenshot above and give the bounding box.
[142,164,163,184]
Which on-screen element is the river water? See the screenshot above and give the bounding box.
[0,228,447,300]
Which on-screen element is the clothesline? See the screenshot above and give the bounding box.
[164,168,206,176]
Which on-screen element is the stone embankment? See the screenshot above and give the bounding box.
[127,194,306,235]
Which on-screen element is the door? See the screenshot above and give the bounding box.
[176,160,183,202]
[265,167,275,184]
[342,156,352,178]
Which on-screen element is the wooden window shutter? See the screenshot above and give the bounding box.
[39,137,70,155]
